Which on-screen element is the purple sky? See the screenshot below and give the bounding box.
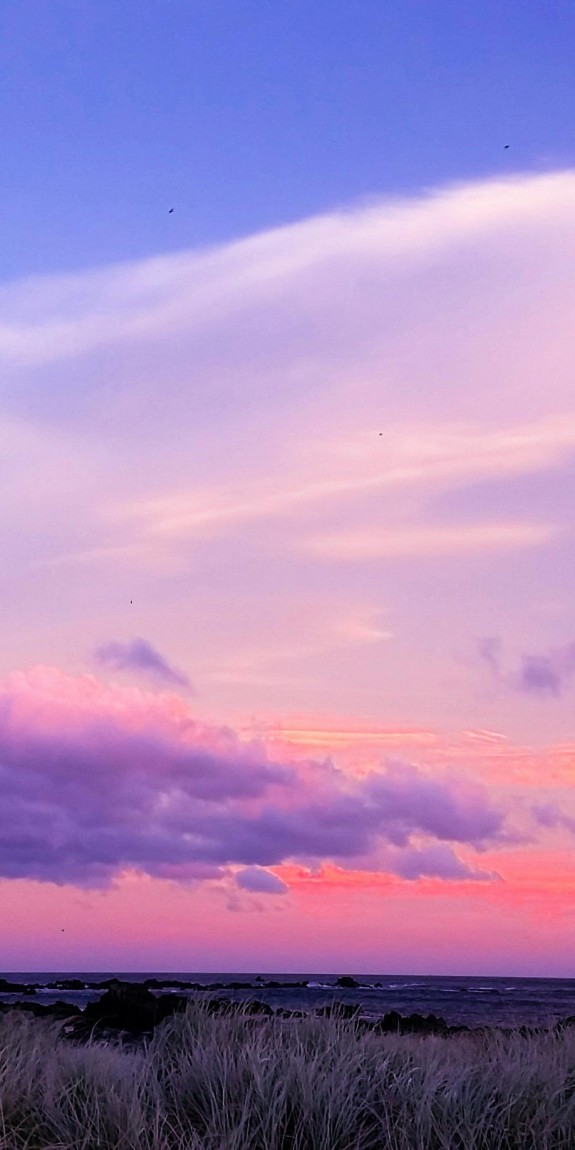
[1,3,575,973]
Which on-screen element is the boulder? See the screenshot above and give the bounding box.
[0,978,38,995]
[47,979,85,991]
[83,981,188,1035]
[0,1000,81,1020]
[316,1002,361,1019]
[375,1010,449,1035]
[242,1000,274,1016]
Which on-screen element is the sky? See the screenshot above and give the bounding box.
[1,1,575,975]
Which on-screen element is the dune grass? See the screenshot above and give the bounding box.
[1,1003,575,1149]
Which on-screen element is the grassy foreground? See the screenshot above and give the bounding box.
[1,1004,575,1149]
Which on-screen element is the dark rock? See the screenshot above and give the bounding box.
[0,1000,81,1020]
[202,997,274,1017]
[47,979,85,991]
[335,976,359,989]
[83,981,188,1035]
[0,978,38,995]
[556,1016,575,1030]
[375,1010,448,1035]
[242,1000,273,1016]
[144,978,190,990]
[377,1010,406,1033]
[205,997,238,1015]
[316,1002,361,1019]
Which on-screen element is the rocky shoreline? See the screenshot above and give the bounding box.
[2,978,575,1043]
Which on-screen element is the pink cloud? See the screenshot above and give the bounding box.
[0,666,508,888]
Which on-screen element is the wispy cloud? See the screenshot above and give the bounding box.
[479,638,575,698]
[94,638,191,689]
[1,170,574,373]
[305,522,555,561]
[0,168,574,736]
[109,417,575,545]
[532,803,575,834]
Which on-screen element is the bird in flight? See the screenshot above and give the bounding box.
[168,208,174,213]
[504,145,510,149]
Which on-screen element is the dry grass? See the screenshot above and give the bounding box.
[1,1003,575,1149]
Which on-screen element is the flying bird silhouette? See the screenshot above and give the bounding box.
[168,208,174,213]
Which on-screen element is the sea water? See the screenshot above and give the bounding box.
[2,972,575,1027]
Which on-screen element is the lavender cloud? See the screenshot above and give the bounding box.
[477,637,502,678]
[532,803,575,835]
[0,668,508,888]
[365,763,503,848]
[390,843,499,882]
[235,867,288,894]
[95,638,191,689]
[478,638,575,698]
[516,645,575,697]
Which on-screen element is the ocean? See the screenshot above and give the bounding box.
[2,973,575,1028]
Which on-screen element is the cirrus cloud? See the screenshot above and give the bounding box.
[0,170,574,742]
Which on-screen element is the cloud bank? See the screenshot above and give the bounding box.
[0,667,507,888]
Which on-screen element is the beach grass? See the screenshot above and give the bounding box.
[1,1003,575,1149]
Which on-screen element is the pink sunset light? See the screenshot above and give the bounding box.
[2,166,575,973]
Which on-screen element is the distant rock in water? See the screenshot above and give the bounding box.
[0,978,38,995]
[335,976,360,989]
[47,979,86,991]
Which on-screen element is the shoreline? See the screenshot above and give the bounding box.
[2,978,575,1041]
[4,973,575,1035]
